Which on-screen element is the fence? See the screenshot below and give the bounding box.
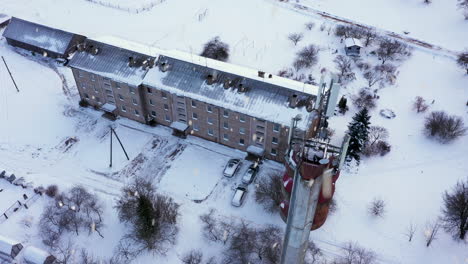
[84,0,167,14]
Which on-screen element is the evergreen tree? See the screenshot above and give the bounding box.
[338,96,348,114]
[346,108,371,163]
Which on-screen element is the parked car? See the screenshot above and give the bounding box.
[223,159,242,177]
[241,163,259,184]
[231,184,248,207]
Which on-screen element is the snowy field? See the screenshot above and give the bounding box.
[0,0,467,263]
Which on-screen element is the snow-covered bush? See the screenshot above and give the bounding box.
[440,178,468,240]
[424,111,466,143]
[334,55,356,85]
[200,37,230,62]
[182,249,203,264]
[334,25,365,39]
[413,96,429,113]
[293,44,319,71]
[376,38,411,64]
[277,67,294,79]
[115,177,179,259]
[254,173,284,213]
[288,33,303,46]
[200,208,232,243]
[363,126,391,157]
[338,96,349,114]
[45,184,58,197]
[456,51,468,74]
[353,88,377,110]
[374,63,397,87]
[368,198,386,217]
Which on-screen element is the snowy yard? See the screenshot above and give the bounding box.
[0,0,467,263]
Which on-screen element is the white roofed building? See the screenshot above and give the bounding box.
[344,38,362,56]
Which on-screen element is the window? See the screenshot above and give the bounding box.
[84,93,89,99]
[161,92,167,99]
[118,94,124,100]
[177,107,185,112]
[223,110,229,117]
[94,87,99,93]
[239,138,245,145]
[272,137,278,144]
[129,87,135,94]
[115,83,121,89]
[104,82,111,88]
[149,99,154,105]
[132,98,138,105]
[208,128,214,136]
[177,102,185,106]
[121,105,126,112]
[134,109,139,116]
[271,148,277,156]
[207,105,213,113]
[151,111,156,117]
[192,113,198,119]
[191,100,196,107]
[257,125,265,130]
[147,87,152,94]
[164,104,169,111]
[239,115,246,122]
[239,127,246,134]
[105,90,112,95]
[78,71,84,78]
[193,123,199,131]
[223,121,229,129]
[223,134,229,141]
[90,74,96,81]
[207,117,214,125]
[273,124,280,132]
[81,84,86,89]
[165,114,171,122]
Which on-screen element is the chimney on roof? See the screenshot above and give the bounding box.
[77,43,85,52]
[258,71,265,78]
[238,83,247,93]
[223,78,232,89]
[289,94,299,108]
[268,74,273,78]
[128,57,136,67]
[92,47,99,55]
[206,71,218,85]
[160,61,170,72]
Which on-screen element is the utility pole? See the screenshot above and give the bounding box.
[109,127,130,168]
[1,56,20,92]
[109,127,113,167]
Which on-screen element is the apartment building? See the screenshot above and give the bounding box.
[68,37,325,162]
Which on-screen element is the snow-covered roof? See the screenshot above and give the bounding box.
[101,103,116,113]
[92,35,163,58]
[344,38,363,48]
[143,55,317,130]
[0,14,10,25]
[22,246,55,264]
[0,235,20,255]
[247,145,265,156]
[2,17,81,55]
[170,121,189,132]
[68,39,157,86]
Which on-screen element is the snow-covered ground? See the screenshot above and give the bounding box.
[0,0,467,263]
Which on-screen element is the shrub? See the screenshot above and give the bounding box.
[182,250,203,264]
[79,99,89,107]
[413,96,429,113]
[45,184,59,197]
[456,51,468,74]
[424,111,466,143]
[305,22,315,30]
[376,38,411,64]
[338,96,349,114]
[440,178,468,240]
[288,33,303,46]
[368,198,385,217]
[200,37,230,62]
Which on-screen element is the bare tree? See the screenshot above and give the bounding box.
[363,69,382,88]
[376,38,411,64]
[255,173,284,213]
[441,178,468,240]
[457,51,468,74]
[46,185,59,197]
[423,0,432,4]
[424,111,467,143]
[293,45,319,71]
[373,64,397,87]
[362,29,377,47]
[205,257,217,264]
[353,88,377,110]
[200,209,231,243]
[305,241,323,264]
[337,242,377,264]
[223,221,258,264]
[368,198,386,218]
[424,220,441,247]
[200,37,230,62]
[413,96,429,113]
[405,222,416,242]
[334,55,356,85]
[115,177,179,258]
[367,126,389,148]
[55,239,77,264]
[288,33,304,46]
[305,22,315,30]
[334,25,365,39]
[363,126,390,157]
[254,225,282,263]
[182,250,203,264]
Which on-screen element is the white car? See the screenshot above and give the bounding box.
[241,164,259,184]
[231,184,248,207]
[223,159,242,177]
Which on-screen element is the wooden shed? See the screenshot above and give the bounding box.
[0,235,23,261]
[2,17,86,59]
[344,38,362,56]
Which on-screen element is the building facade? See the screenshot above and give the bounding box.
[69,38,326,162]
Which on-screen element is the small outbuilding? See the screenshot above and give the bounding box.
[344,38,362,56]
[0,235,23,261]
[22,246,57,264]
[2,17,86,59]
